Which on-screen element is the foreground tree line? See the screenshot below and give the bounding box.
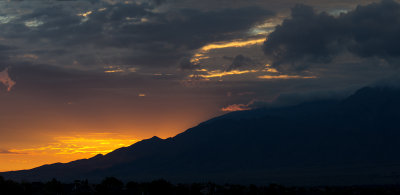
[1,176,400,195]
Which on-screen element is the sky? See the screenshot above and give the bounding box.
[1,0,400,171]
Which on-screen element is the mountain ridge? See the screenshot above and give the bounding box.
[3,86,400,185]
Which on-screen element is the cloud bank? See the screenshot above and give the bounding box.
[263,0,400,72]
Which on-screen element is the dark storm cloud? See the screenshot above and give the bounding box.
[263,0,400,72]
[97,6,274,67]
[0,44,14,51]
[226,54,259,71]
[0,1,273,69]
[179,57,198,70]
[3,5,102,43]
[0,44,14,62]
[343,0,400,59]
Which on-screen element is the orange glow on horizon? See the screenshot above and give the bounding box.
[0,133,137,172]
[0,91,222,172]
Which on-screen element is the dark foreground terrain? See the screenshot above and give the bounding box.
[2,176,400,195]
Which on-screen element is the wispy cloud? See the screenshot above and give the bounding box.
[258,75,317,80]
[0,68,16,91]
[0,149,24,155]
[221,103,251,112]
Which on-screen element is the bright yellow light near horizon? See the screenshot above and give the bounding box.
[199,38,266,52]
[104,69,124,73]
[9,133,137,156]
[263,64,279,73]
[77,11,93,17]
[190,69,258,79]
[194,69,208,72]
[258,75,317,79]
[263,68,279,73]
[190,53,210,64]
[104,66,137,73]
[188,38,266,69]
[0,133,138,172]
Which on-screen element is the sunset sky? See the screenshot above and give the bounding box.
[1,0,400,171]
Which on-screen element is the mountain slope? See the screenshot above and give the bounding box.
[3,86,400,185]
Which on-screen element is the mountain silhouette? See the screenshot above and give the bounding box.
[3,86,400,185]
